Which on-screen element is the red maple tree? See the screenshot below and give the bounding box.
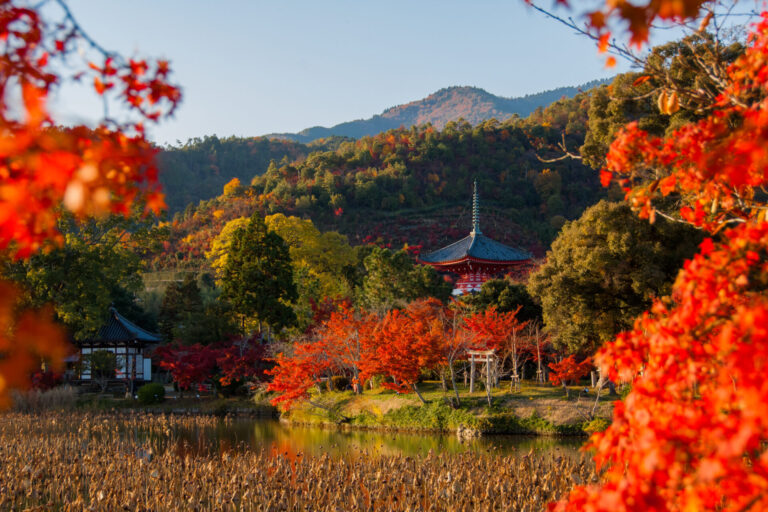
[548,355,592,398]
[318,304,378,393]
[154,338,266,392]
[553,10,768,512]
[267,342,331,411]
[365,299,444,402]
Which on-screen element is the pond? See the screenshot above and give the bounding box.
[173,418,585,459]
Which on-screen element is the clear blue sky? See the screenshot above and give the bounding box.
[51,1,659,146]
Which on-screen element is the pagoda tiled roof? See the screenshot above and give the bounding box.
[419,231,531,264]
[92,308,162,344]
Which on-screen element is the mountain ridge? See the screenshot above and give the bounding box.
[266,79,609,143]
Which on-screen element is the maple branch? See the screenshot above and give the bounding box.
[52,0,118,60]
[527,2,644,66]
[536,132,583,163]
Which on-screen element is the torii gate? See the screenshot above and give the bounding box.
[467,349,498,393]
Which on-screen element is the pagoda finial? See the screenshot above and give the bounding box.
[471,179,481,235]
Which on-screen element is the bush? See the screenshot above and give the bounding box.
[328,376,350,391]
[376,402,483,431]
[583,416,611,434]
[619,382,632,400]
[137,383,165,405]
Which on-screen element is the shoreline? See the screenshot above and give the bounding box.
[277,415,592,438]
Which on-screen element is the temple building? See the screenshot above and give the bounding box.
[418,181,532,295]
[77,307,161,384]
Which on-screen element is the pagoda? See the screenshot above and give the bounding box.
[418,181,531,295]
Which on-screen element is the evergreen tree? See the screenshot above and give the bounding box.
[461,278,542,323]
[528,200,701,354]
[359,247,451,311]
[220,213,298,333]
[157,274,204,342]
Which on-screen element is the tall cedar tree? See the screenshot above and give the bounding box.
[158,274,204,342]
[220,213,297,333]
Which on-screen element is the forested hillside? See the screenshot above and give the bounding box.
[150,92,608,271]
[157,81,608,213]
[157,136,349,213]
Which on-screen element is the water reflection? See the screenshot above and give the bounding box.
[174,418,584,459]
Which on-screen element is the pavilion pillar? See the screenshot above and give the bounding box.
[469,354,476,393]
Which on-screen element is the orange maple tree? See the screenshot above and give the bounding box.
[552,10,768,512]
[267,304,379,408]
[267,342,331,411]
[0,0,180,404]
[368,299,445,402]
[316,304,378,393]
[464,306,529,380]
[548,355,591,398]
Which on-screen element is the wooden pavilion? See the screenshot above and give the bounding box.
[77,307,161,386]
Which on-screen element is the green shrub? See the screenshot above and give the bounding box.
[137,383,165,405]
[328,376,350,391]
[379,402,483,431]
[583,416,611,434]
[619,383,632,400]
[364,375,385,390]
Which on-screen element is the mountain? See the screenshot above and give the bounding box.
[266,80,609,143]
[156,79,608,214]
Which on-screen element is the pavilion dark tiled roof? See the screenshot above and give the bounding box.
[419,231,532,264]
[93,307,162,344]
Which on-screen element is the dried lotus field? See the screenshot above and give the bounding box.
[0,412,596,511]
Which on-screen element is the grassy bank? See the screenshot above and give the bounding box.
[282,381,615,436]
[74,393,278,418]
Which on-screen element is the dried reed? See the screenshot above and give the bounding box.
[0,412,594,511]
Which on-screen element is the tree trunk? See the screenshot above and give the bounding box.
[563,381,569,399]
[412,383,427,405]
[440,371,448,392]
[591,371,597,388]
[353,370,362,394]
[469,356,476,393]
[449,364,461,407]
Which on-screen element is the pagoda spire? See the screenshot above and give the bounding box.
[471,179,481,235]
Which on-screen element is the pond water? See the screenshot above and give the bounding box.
[174,418,585,459]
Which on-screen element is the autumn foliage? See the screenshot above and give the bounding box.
[370,299,445,395]
[0,0,180,404]
[553,11,768,512]
[269,300,446,409]
[547,356,591,392]
[153,338,266,392]
[266,298,553,410]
